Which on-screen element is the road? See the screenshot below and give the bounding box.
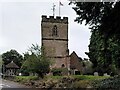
[0,78,31,89]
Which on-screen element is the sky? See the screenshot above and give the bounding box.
[0,0,91,59]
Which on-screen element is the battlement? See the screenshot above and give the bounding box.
[42,15,68,24]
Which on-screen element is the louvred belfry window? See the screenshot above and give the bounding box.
[52,25,58,36]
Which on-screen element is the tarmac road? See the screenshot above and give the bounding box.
[0,78,30,89]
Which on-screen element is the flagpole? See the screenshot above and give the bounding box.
[59,1,63,16]
[59,1,60,16]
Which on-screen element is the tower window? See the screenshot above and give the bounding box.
[52,25,58,36]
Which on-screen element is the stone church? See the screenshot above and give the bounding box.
[41,15,90,75]
[41,15,70,69]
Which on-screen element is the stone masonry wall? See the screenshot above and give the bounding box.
[41,15,69,68]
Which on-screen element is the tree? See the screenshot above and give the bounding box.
[70,2,114,29]
[2,49,23,67]
[21,44,50,78]
[70,1,120,74]
[0,55,3,73]
[28,44,41,56]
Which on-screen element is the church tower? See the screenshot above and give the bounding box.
[41,15,69,68]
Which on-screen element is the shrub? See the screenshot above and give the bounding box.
[92,75,120,88]
[51,68,62,76]
[72,80,91,88]
[51,68,68,76]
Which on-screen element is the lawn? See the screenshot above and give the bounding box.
[45,75,109,80]
[71,75,109,80]
[15,76,39,83]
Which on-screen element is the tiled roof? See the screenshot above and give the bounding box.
[5,61,19,69]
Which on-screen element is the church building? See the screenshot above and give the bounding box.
[41,15,86,75]
[41,15,70,69]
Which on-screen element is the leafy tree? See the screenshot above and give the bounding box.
[21,44,50,78]
[2,49,23,67]
[70,1,120,74]
[28,44,41,56]
[70,2,114,29]
[0,55,3,73]
[82,60,93,75]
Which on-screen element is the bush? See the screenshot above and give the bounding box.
[73,80,91,88]
[51,68,62,76]
[92,75,120,88]
[51,68,68,76]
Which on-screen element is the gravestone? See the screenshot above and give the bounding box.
[94,72,98,76]
[104,73,110,76]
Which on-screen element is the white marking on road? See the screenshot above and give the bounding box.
[0,84,11,87]
[5,84,11,87]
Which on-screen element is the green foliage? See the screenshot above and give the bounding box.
[88,30,120,74]
[21,44,50,78]
[51,68,62,76]
[82,60,93,74]
[0,55,3,72]
[47,75,109,81]
[45,75,63,80]
[60,75,109,88]
[72,80,91,88]
[71,75,109,80]
[71,2,120,74]
[51,68,63,73]
[22,55,50,76]
[2,49,23,67]
[28,44,41,56]
[0,55,2,65]
[71,2,114,29]
[15,76,38,83]
[15,75,116,88]
[51,68,68,76]
[92,75,120,88]
[14,75,110,88]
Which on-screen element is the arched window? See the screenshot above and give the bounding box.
[52,25,58,36]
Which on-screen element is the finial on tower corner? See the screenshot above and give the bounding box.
[63,17,68,20]
[56,16,61,19]
[42,15,47,18]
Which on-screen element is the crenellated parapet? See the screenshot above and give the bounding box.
[42,15,68,24]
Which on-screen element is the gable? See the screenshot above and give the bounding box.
[70,51,83,71]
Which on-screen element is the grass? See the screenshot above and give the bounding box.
[71,75,109,80]
[13,75,111,88]
[45,75,63,80]
[71,75,110,88]
[15,76,39,83]
[15,75,109,82]
[45,75,110,88]
[46,75,109,80]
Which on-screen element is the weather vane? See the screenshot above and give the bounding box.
[51,3,56,17]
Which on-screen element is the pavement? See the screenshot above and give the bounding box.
[0,77,30,89]
[0,77,44,90]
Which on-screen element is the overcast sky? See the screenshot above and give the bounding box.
[0,0,91,59]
